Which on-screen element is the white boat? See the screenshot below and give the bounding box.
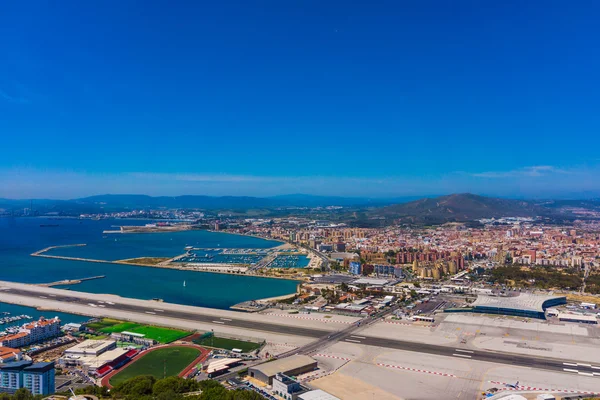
[183,280,186,287]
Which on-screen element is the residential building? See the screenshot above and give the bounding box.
[0,317,61,348]
[0,360,55,396]
[349,262,361,275]
[22,362,55,396]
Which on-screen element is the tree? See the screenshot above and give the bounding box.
[12,389,34,400]
[113,375,156,397]
[153,376,200,396]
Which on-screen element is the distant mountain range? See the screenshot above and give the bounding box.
[0,194,424,214]
[1,193,598,224]
[370,193,600,224]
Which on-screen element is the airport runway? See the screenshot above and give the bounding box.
[2,286,599,377]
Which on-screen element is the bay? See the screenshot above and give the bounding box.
[0,217,298,309]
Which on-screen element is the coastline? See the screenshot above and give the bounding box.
[207,229,286,247]
[31,246,304,283]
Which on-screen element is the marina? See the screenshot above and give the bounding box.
[178,247,309,268]
[0,313,32,326]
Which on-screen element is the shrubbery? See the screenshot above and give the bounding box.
[64,376,263,400]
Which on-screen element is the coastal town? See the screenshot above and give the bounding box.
[1,207,600,399]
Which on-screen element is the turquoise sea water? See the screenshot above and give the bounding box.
[0,218,298,310]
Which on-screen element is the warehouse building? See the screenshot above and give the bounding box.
[248,355,317,385]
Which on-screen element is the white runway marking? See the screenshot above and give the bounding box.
[452,353,472,358]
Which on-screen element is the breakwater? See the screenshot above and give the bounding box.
[31,243,86,256]
[39,275,106,287]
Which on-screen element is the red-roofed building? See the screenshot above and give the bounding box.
[0,346,22,363]
[0,317,61,348]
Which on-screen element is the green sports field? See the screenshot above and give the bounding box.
[109,347,201,386]
[85,319,190,343]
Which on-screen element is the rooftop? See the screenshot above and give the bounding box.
[23,317,60,329]
[64,340,115,355]
[352,278,389,285]
[250,355,316,377]
[206,358,241,374]
[24,361,55,373]
[0,332,28,341]
[471,293,566,313]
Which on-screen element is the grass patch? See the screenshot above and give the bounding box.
[192,336,262,352]
[87,319,190,343]
[109,347,200,385]
[78,333,109,340]
[85,318,123,331]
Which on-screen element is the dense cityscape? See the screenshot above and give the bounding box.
[0,195,600,399]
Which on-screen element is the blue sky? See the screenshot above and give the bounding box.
[1,1,599,199]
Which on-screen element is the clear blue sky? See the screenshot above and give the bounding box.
[1,1,599,199]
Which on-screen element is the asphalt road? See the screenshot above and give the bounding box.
[3,287,599,377]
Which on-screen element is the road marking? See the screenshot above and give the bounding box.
[577,363,592,367]
[455,349,474,353]
[49,294,56,297]
[592,366,600,370]
[351,335,366,339]
[145,311,156,314]
[154,309,164,312]
[563,368,579,373]
[220,318,232,321]
[345,339,361,343]
[212,321,225,324]
[578,372,594,377]
[563,363,578,367]
[452,353,472,358]
[39,296,47,299]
